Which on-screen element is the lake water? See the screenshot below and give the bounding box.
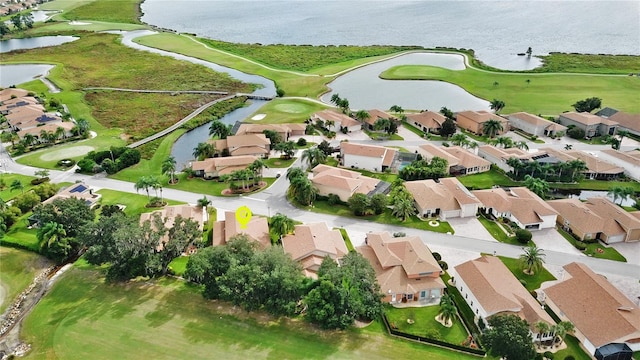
[141,0,640,70]
[0,64,54,87]
[320,52,490,111]
[0,35,78,53]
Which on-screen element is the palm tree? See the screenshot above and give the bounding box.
[489,99,505,113]
[526,161,543,177]
[162,156,177,184]
[437,295,457,326]
[37,221,66,251]
[552,321,575,346]
[249,158,266,184]
[290,177,317,206]
[392,197,416,221]
[330,93,342,106]
[514,141,529,150]
[337,98,350,114]
[617,129,630,144]
[286,167,306,182]
[450,133,468,147]
[389,105,404,115]
[354,109,370,123]
[568,159,588,182]
[301,147,327,170]
[482,119,504,138]
[192,142,216,160]
[197,196,211,208]
[506,158,523,179]
[564,144,573,150]
[54,126,66,142]
[209,119,231,139]
[494,136,514,148]
[76,118,90,137]
[519,244,546,275]
[556,161,570,181]
[269,213,295,243]
[524,174,549,199]
[534,321,551,345]
[10,179,23,194]
[608,185,634,205]
[23,133,36,147]
[134,176,153,200]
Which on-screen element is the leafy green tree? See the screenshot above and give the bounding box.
[263,129,283,146]
[482,314,536,360]
[269,213,295,242]
[348,193,371,216]
[10,15,23,30]
[519,244,546,275]
[289,176,317,206]
[11,192,41,213]
[392,196,416,221]
[566,126,585,139]
[317,140,333,155]
[439,107,455,121]
[572,97,602,113]
[490,99,506,113]
[354,109,370,123]
[439,118,456,138]
[192,142,217,160]
[10,179,23,194]
[515,228,533,244]
[36,221,73,262]
[0,22,10,37]
[370,193,388,215]
[568,159,588,182]
[32,182,58,202]
[286,167,305,182]
[274,141,296,159]
[32,197,95,237]
[209,119,231,139]
[552,321,575,346]
[450,133,468,146]
[524,174,549,199]
[301,146,327,170]
[35,169,50,179]
[162,156,177,184]
[482,119,504,138]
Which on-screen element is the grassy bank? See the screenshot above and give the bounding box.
[247,98,328,124]
[537,53,640,74]
[21,266,484,360]
[61,0,142,24]
[556,228,627,262]
[380,65,640,114]
[0,247,52,313]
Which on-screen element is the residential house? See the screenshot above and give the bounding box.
[140,204,207,251]
[557,112,618,138]
[542,262,640,356]
[362,109,395,130]
[212,210,270,249]
[597,108,640,137]
[478,145,531,172]
[440,146,491,175]
[0,88,28,102]
[0,96,40,115]
[234,123,306,141]
[507,112,567,137]
[191,155,258,179]
[404,177,481,220]
[311,109,362,133]
[542,147,624,180]
[281,222,348,278]
[340,142,397,172]
[18,121,75,143]
[455,110,508,136]
[42,182,101,208]
[599,149,640,181]
[547,197,640,243]
[357,231,445,305]
[451,256,555,338]
[212,134,270,157]
[472,187,558,231]
[311,164,390,202]
[406,111,446,134]
[417,143,460,173]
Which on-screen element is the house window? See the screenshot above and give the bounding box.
[420,291,426,299]
[407,294,414,301]
[476,309,479,314]
[465,294,468,299]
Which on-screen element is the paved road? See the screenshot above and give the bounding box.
[2,144,638,280]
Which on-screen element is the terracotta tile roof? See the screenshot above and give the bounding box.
[561,112,618,126]
[418,144,460,167]
[282,222,348,276]
[223,134,270,148]
[609,111,640,132]
[341,142,395,160]
[405,177,480,211]
[509,112,553,127]
[0,96,39,111]
[457,110,506,124]
[442,146,491,170]
[17,122,74,139]
[382,147,397,167]
[235,123,308,137]
[311,164,380,195]
[365,109,395,126]
[472,187,557,225]
[191,155,257,172]
[212,211,270,248]
[478,145,531,161]
[601,149,640,167]
[544,262,640,347]
[357,232,444,295]
[454,256,554,327]
[0,88,29,102]
[313,109,360,128]
[406,111,446,129]
[542,148,624,175]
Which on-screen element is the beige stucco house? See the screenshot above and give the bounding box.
[404,177,480,220]
[282,222,348,278]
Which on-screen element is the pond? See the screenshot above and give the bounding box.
[0,36,78,53]
[320,52,491,112]
[0,64,54,87]
[552,189,636,207]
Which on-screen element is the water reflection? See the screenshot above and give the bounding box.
[0,36,78,53]
[0,64,54,87]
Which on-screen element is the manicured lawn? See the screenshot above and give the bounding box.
[457,169,519,190]
[61,0,142,24]
[354,170,399,184]
[1,217,40,252]
[556,228,627,262]
[247,98,328,124]
[401,122,426,137]
[168,256,189,277]
[165,174,277,197]
[96,189,185,217]
[336,228,354,251]
[380,65,640,114]
[551,179,640,192]
[21,266,484,360]
[384,305,469,345]
[0,247,52,313]
[307,199,455,234]
[477,214,523,245]
[550,335,593,360]
[264,157,297,168]
[498,256,556,291]
[0,173,37,201]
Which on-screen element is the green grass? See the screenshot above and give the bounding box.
[1,216,40,251]
[401,122,426,137]
[21,266,484,360]
[551,179,640,192]
[264,157,297,168]
[352,169,399,184]
[161,175,277,197]
[0,247,52,313]
[364,130,404,141]
[380,65,640,114]
[457,169,519,190]
[337,228,354,251]
[556,228,627,262]
[306,199,455,235]
[168,256,189,277]
[538,53,640,74]
[61,0,142,24]
[248,98,329,124]
[0,173,37,201]
[477,215,523,245]
[384,305,469,345]
[96,189,185,217]
[498,256,556,291]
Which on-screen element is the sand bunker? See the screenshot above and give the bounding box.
[69,21,91,25]
[251,114,266,121]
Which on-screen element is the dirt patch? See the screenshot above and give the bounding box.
[39,145,94,161]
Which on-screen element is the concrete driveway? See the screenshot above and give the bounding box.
[447,216,498,243]
[531,228,583,256]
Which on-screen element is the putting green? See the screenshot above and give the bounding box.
[273,103,309,113]
[39,146,94,161]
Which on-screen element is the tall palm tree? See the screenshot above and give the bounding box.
[482,119,504,138]
[286,167,306,182]
[534,321,551,345]
[290,177,317,206]
[76,118,90,137]
[556,161,570,180]
[526,161,543,177]
[524,174,549,199]
[553,321,575,346]
[514,141,529,150]
[192,142,216,160]
[489,99,506,113]
[269,213,295,243]
[134,176,153,200]
[389,105,404,115]
[506,158,523,179]
[197,196,211,208]
[568,159,588,182]
[354,110,370,123]
[249,158,266,184]
[330,93,342,106]
[437,295,457,325]
[450,133,468,147]
[54,126,66,142]
[209,119,231,139]
[37,221,66,251]
[23,133,36,147]
[301,147,327,170]
[162,156,177,184]
[519,244,546,275]
[392,197,416,221]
